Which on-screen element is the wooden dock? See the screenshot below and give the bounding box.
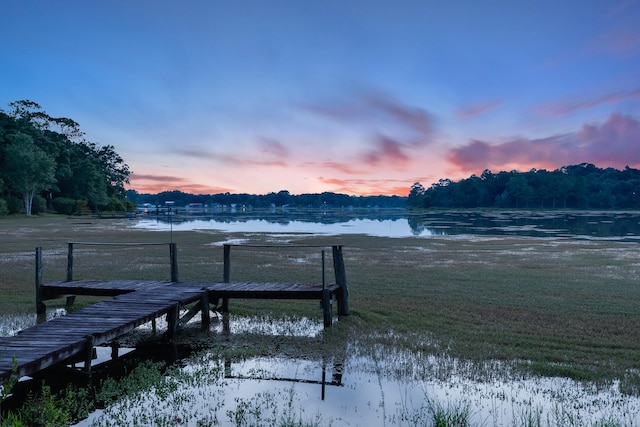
[0,243,349,382]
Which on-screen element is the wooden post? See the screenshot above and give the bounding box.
[64,243,76,307]
[66,242,74,281]
[110,342,120,360]
[322,289,332,328]
[201,291,210,330]
[84,335,95,377]
[170,243,179,282]
[166,304,179,340]
[35,247,46,315]
[332,245,349,316]
[222,244,231,312]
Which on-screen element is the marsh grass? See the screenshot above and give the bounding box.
[2,214,640,399]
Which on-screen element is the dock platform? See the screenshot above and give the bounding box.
[0,243,349,382]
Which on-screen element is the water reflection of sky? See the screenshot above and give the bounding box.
[133,217,434,238]
[132,211,640,240]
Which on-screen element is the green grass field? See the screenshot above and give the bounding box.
[2,213,640,391]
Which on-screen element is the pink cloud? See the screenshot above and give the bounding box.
[129,173,232,194]
[320,161,363,174]
[455,99,503,119]
[130,173,189,183]
[317,176,414,196]
[448,113,640,173]
[593,26,640,56]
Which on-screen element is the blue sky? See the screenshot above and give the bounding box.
[1,0,639,195]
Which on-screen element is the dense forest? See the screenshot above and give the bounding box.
[0,100,132,215]
[127,189,407,209]
[408,164,640,210]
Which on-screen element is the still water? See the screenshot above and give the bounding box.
[77,315,640,426]
[133,209,640,240]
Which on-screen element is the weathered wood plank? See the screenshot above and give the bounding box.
[3,278,343,382]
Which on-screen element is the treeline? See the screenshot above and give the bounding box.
[0,100,132,216]
[408,164,640,209]
[127,189,408,209]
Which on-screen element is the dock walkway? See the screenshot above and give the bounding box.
[0,243,348,382]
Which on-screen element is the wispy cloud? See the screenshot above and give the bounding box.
[319,161,363,174]
[258,137,289,158]
[448,113,640,172]
[455,99,503,119]
[301,89,435,145]
[317,177,414,196]
[174,148,287,167]
[300,88,436,174]
[361,134,410,168]
[592,26,640,56]
[537,88,640,116]
[130,174,190,183]
[129,173,232,194]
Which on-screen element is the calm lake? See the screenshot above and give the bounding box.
[133,209,640,240]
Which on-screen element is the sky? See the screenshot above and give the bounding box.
[1,1,640,196]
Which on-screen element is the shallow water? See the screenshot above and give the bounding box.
[71,315,640,426]
[2,309,639,426]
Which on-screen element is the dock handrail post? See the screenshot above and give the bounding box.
[66,242,74,282]
[169,243,179,282]
[332,245,349,316]
[35,247,46,315]
[223,244,231,282]
[222,244,231,312]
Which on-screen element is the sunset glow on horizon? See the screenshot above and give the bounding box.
[2,1,639,196]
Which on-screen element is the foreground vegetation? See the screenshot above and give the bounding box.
[1,212,640,424]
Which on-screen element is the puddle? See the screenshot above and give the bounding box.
[0,309,67,336]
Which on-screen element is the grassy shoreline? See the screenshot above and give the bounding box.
[1,213,640,390]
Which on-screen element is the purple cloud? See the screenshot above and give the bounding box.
[448,113,640,172]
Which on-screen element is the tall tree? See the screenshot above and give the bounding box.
[4,132,56,215]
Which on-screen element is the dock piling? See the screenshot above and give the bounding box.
[35,247,45,315]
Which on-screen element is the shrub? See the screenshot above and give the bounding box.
[52,197,76,215]
[5,197,22,214]
[31,195,47,215]
[0,199,8,216]
[75,199,90,214]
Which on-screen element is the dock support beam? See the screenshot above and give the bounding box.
[332,245,349,316]
[35,247,45,315]
[84,335,95,378]
[166,304,179,340]
[201,290,210,329]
